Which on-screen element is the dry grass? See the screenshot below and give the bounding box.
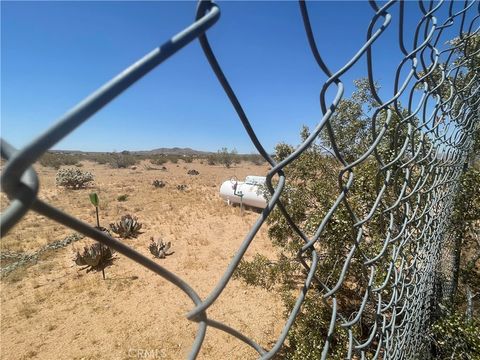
[1,160,283,359]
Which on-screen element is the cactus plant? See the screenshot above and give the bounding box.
[148,237,174,259]
[56,168,94,189]
[110,214,143,238]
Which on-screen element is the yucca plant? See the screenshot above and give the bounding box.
[148,237,174,259]
[110,214,143,238]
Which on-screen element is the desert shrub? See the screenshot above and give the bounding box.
[249,154,265,165]
[234,254,281,291]
[152,180,166,188]
[108,153,137,168]
[177,184,187,191]
[87,153,111,165]
[187,169,199,175]
[183,156,193,163]
[231,148,240,165]
[40,152,80,169]
[169,157,179,164]
[117,194,128,202]
[217,147,233,168]
[207,155,216,165]
[110,214,143,238]
[148,237,174,259]
[233,80,411,358]
[55,168,94,189]
[150,156,167,166]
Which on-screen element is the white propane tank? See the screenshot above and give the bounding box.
[219,176,267,209]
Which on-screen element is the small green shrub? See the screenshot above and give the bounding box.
[117,194,128,202]
[150,156,167,166]
[110,214,143,238]
[55,168,94,189]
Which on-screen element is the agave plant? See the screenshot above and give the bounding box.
[74,242,115,272]
[148,237,174,259]
[110,214,143,238]
[73,193,115,279]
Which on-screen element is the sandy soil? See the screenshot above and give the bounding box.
[0,160,284,360]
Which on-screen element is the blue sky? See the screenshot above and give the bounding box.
[1,1,471,153]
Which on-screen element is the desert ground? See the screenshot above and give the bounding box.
[0,160,284,360]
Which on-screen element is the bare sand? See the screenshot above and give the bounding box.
[0,160,284,360]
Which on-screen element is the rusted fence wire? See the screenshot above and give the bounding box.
[1,1,479,359]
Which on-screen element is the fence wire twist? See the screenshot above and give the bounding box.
[1,1,479,359]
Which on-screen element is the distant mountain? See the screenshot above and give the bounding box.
[134,147,212,156]
[50,147,213,155]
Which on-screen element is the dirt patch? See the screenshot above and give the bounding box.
[1,160,283,359]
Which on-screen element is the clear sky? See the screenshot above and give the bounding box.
[1,1,472,153]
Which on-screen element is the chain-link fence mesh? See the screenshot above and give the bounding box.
[1,1,479,359]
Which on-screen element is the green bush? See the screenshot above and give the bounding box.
[233,80,412,358]
[430,312,480,359]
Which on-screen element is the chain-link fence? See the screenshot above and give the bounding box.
[1,1,479,359]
